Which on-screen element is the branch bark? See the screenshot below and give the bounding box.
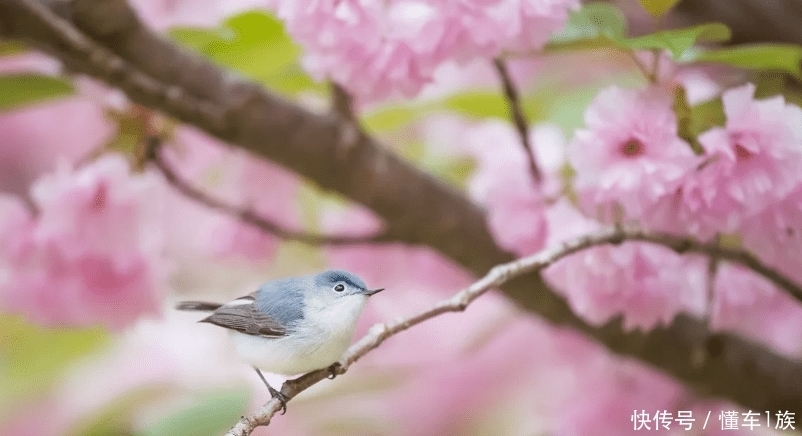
[492,58,542,183]
[147,137,389,245]
[2,0,802,415]
[674,0,802,46]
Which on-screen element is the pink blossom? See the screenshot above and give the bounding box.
[542,192,707,330]
[271,0,578,101]
[555,362,683,436]
[543,198,601,247]
[0,98,112,197]
[0,51,61,75]
[740,186,802,285]
[568,86,699,223]
[160,128,300,262]
[464,120,566,255]
[711,263,802,357]
[648,83,802,238]
[543,240,707,330]
[0,155,165,330]
[700,84,802,213]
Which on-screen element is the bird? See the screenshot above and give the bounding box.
[175,269,383,413]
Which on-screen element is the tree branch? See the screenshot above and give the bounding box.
[146,137,389,245]
[673,0,802,46]
[620,230,802,304]
[330,82,356,123]
[3,0,802,415]
[226,227,802,435]
[492,58,542,183]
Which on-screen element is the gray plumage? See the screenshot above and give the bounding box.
[176,269,381,340]
[175,301,222,311]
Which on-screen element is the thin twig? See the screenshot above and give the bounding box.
[492,58,541,184]
[146,138,389,245]
[650,49,662,83]
[225,227,802,435]
[624,50,656,83]
[706,234,721,311]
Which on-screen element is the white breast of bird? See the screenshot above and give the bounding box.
[231,293,368,375]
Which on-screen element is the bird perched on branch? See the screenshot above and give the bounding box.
[176,269,384,413]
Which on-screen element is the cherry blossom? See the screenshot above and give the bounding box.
[269,0,579,101]
[648,83,802,238]
[0,155,165,330]
[711,263,802,357]
[464,120,559,255]
[568,85,700,224]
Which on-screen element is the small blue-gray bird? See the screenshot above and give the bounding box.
[176,269,383,412]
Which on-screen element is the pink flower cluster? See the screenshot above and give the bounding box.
[474,81,802,352]
[649,83,802,238]
[568,85,698,224]
[269,0,579,101]
[0,155,165,330]
[465,120,550,255]
[159,128,301,262]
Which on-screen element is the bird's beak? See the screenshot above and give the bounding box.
[363,288,384,296]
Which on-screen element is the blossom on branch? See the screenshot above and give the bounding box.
[0,155,165,330]
[568,85,699,224]
[270,0,579,101]
[465,120,562,255]
[648,83,802,238]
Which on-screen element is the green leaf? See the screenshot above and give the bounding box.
[621,23,731,58]
[549,2,627,43]
[546,2,627,52]
[0,315,108,419]
[169,11,323,95]
[0,74,74,111]
[637,0,681,17]
[692,44,802,79]
[442,92,510,119]
[547,16,731,60]
[136,388,250,436]
[362,105,422,132]
[168,28,221,52]
[672,86,704,154]
[689,97,725,137]
[208,12,300,77]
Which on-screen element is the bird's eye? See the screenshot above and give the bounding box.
[333,284,345,292]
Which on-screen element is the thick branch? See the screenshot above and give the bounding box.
[2,0,802,414]
[226,227,802,435]
[147,138,388,245]
[492,58,541,183]
[673,0,802,46]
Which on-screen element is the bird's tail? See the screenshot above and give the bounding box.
[175,301,223,312]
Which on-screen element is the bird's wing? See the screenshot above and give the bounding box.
[199,295,287,338]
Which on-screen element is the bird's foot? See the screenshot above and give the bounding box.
[267,385,289,415]
[327,362,342,379]
[253,367,288,415]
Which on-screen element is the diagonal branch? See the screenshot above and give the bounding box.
[493,58,541,183]
[226,227,802,435]
[146,137,389,245]
[621,230,802,304]
[4,0,802,415]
